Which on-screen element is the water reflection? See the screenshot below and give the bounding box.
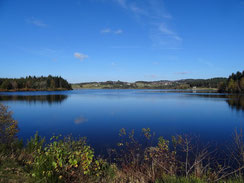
[0,90,243,152]
[226,95,244,112]
[0,94,68,104]
[191,94,244,112]
[74,116,88,124]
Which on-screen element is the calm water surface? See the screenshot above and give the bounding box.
[0,89,244,152]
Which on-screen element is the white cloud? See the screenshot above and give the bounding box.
[101,28,111,33]
[26,17,47,27]
[101,28,123,34]
[114,29,123,34]
[74,52,88,61]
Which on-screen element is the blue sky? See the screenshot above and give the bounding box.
[0,0,244,83]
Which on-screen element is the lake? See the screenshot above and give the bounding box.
[0,89,244,153]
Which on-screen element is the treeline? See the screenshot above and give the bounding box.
[218,71,244,93]
[0,75,72,91]
[180,78,227,88]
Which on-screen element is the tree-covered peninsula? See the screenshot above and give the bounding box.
[0,75,72,91]
[218,70,244,93]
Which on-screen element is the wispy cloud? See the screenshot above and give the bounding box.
[74,52,88,61]
[18,47,59,62]
[158,23,174,35]
[110,45,140,49]
[158,23,182,41]
[153,61,160,65]
[101,28,123,34]
[163,14,172,19]
[144,74,157,79]
[198,58,214,67]
[101,28,111,33]
[114,0,182,49]
[114,29,123,34]
[115,0,127,8]
[175,72,190,75]
[129,4,147,15]
[26,17,47,27]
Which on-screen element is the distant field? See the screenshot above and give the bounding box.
[71,83,218,91]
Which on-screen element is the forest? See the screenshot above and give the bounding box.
[178,78,227,88]
[218,71,244,93]
[0,75,72,91]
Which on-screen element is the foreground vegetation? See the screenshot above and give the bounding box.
[1,103,244,182]
[0,75,72,91]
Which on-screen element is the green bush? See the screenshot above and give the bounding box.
[29,135,114,182]
[0,103,19,148]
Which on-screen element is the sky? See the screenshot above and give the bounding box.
[0,0,244,83]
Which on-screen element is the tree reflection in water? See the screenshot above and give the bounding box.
[0,94,68,105]
[226,95,244,111]
[191,94,244,112]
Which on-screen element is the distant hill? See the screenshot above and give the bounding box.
[72,77,227,90]
[0,75,72,91]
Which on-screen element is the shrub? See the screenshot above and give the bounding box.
[0,103,19,151]
[30,135,114,183]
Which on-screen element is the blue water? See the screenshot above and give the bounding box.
[0,89,243,153]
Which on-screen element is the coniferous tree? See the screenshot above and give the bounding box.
[0,76,72,91]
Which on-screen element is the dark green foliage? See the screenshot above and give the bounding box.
[218,70,244,93]
[180,78,227,88]
[0,75,72,91]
